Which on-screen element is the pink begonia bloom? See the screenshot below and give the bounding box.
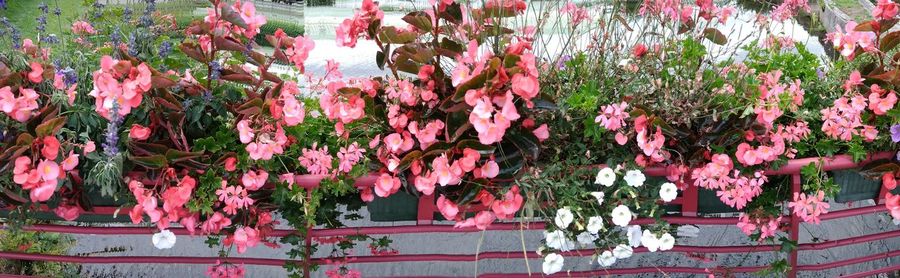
[615,132,628,145]
[884,173,897,190]
[335,0,383,48]
[454,210,496,230]
[533,124,550,142]
[480,160,500,178]
[874,0,899,21]
[432,155,463,186]
[224,157,238,172]
[788,191,830,224]
[54,205,82,221]
[886,193,900,220]
[228,226,261,254]
[374,173,401,197]
[235,1,267,38]
[287,36,315,73]
[412,120,445,149]
[280,82,306,126]
[636,126,665,157]
[299,143,334,175]
[37,159,60,181]
[83,141,96,154]
[491,185,523,219]
[130,124,152,140]
[639,0,683,20]
[200,212,233,235]
[89,56,152,119]
[180,213,199,235]
[770,0,810,22]
[414,172,437,195]
[828,22,876,60]
[843,71,864,93]
[868,90,897,115]
[61,151,79,171]
[437,195,459,220]
[28,62,43,83]
[560,1,589,26]
[241,170,269,191]
[0,87,39,122]
[42,136,60,160]
[458,148,481,172]
[237,120,254,143]
[71,20,97,35]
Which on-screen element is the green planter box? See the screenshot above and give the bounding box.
[833,169,900,203]
[367,192,420,222]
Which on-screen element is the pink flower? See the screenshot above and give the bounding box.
[89,57,152,119]
[225,157,238,172]
[636,126,665,157]
[532,124,549,142]
[787,191,830,224]
[83,141,96,154]
[236,1,267,38]
[437,195,459,220]
[241,170,269,191]
[37,159,60,181]
[458,148,481,172]
[480,160,500,179]
[595,102,629,131]
[374,173,401,197]
[28,62,43,83]
[130,124,152,141]
[201,212,232,235]
[868,90,897,115]
[432,155,462,186]
[61,151,79,171]
[883,173,897,190]
[30,181,57,203]
[828,22,876,60]
[71,21,97,35]
[42,136,60,160]
[237,120,255,143]
[280,82,306,126]
[299,143,334,175]
[633,44,648,57]
[491,185,523,219]
[414,173,437,195]
[874,0,899,21]
[560,1,589,26]
[511,73,539,101]
[886,193,900,220]
[337,142,365,173]
[454,211,496,230]
[228,226,261,254]
[54,205,82,221]
[287,36,315,73]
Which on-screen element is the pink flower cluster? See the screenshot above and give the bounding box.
[128,175,199,233]
[216,180,254,215]
[560,2,589,26]
[13,137,78,202]
[439,185,524,230]
[237,120,289,160]
[71,21,97,35]
[770,0,810,22]
[205,1,266,39]
[696,0,736,23]
[224,226,261,253]
[886,193,900,221]
[691,154,766,209]
[319,79,370,135]
[335,0,383,48]
[787,191,830,224]
[337,142,366,174]
[299,143,334,175]
[89,56,152,119]
[0,86,40,122]
[595,102,628,131]
[271,81,306,126]
[874,0,899,21]
[827,21,876,60]
[275,29,315,73]
[206,261,246,278]
[737,213,782,240]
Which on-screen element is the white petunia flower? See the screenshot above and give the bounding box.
[576,232,598,245]
[894,218,900,225]
[542,253,565,275]
[595,167,616,187]
[641,230,660,252]
[597,250,616,267]
[152,230,176,250]
[677,225,700,238]
[611,205,633,227]
[626,225,642,247]
[659,182,678,202]
[618,58,633,68]
[658,232,675,251]
[623,170,646,187]
[545,230,575,251]
[554,207,574,228]
[586,216,604,234]
[612,244,633,259]
[590,191,605,206]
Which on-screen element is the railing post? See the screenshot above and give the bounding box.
[788,174,801,278]
[682,182,698,217]
[417,193,435,225]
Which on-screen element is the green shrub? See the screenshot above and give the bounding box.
[256,20,306,47]
[0,230,78,277]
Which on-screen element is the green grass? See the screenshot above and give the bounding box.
[0,0,87,39]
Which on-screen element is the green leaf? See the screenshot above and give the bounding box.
[35,117,67,137]
[395,151,423,173]
[881,31,900,52]
[131,154,168,169]
[378,26,418,44]
[165,149,204,163]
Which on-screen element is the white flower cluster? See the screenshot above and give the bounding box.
[542,167,684,274]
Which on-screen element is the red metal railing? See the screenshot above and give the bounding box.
[2,152,899,277]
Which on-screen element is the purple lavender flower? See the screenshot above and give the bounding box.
[0,0,7,10]
[556,55,571,70]
[816,68,825,80]
[209,61,223,80]
[102,104,122,157]
[891,124,900,143]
